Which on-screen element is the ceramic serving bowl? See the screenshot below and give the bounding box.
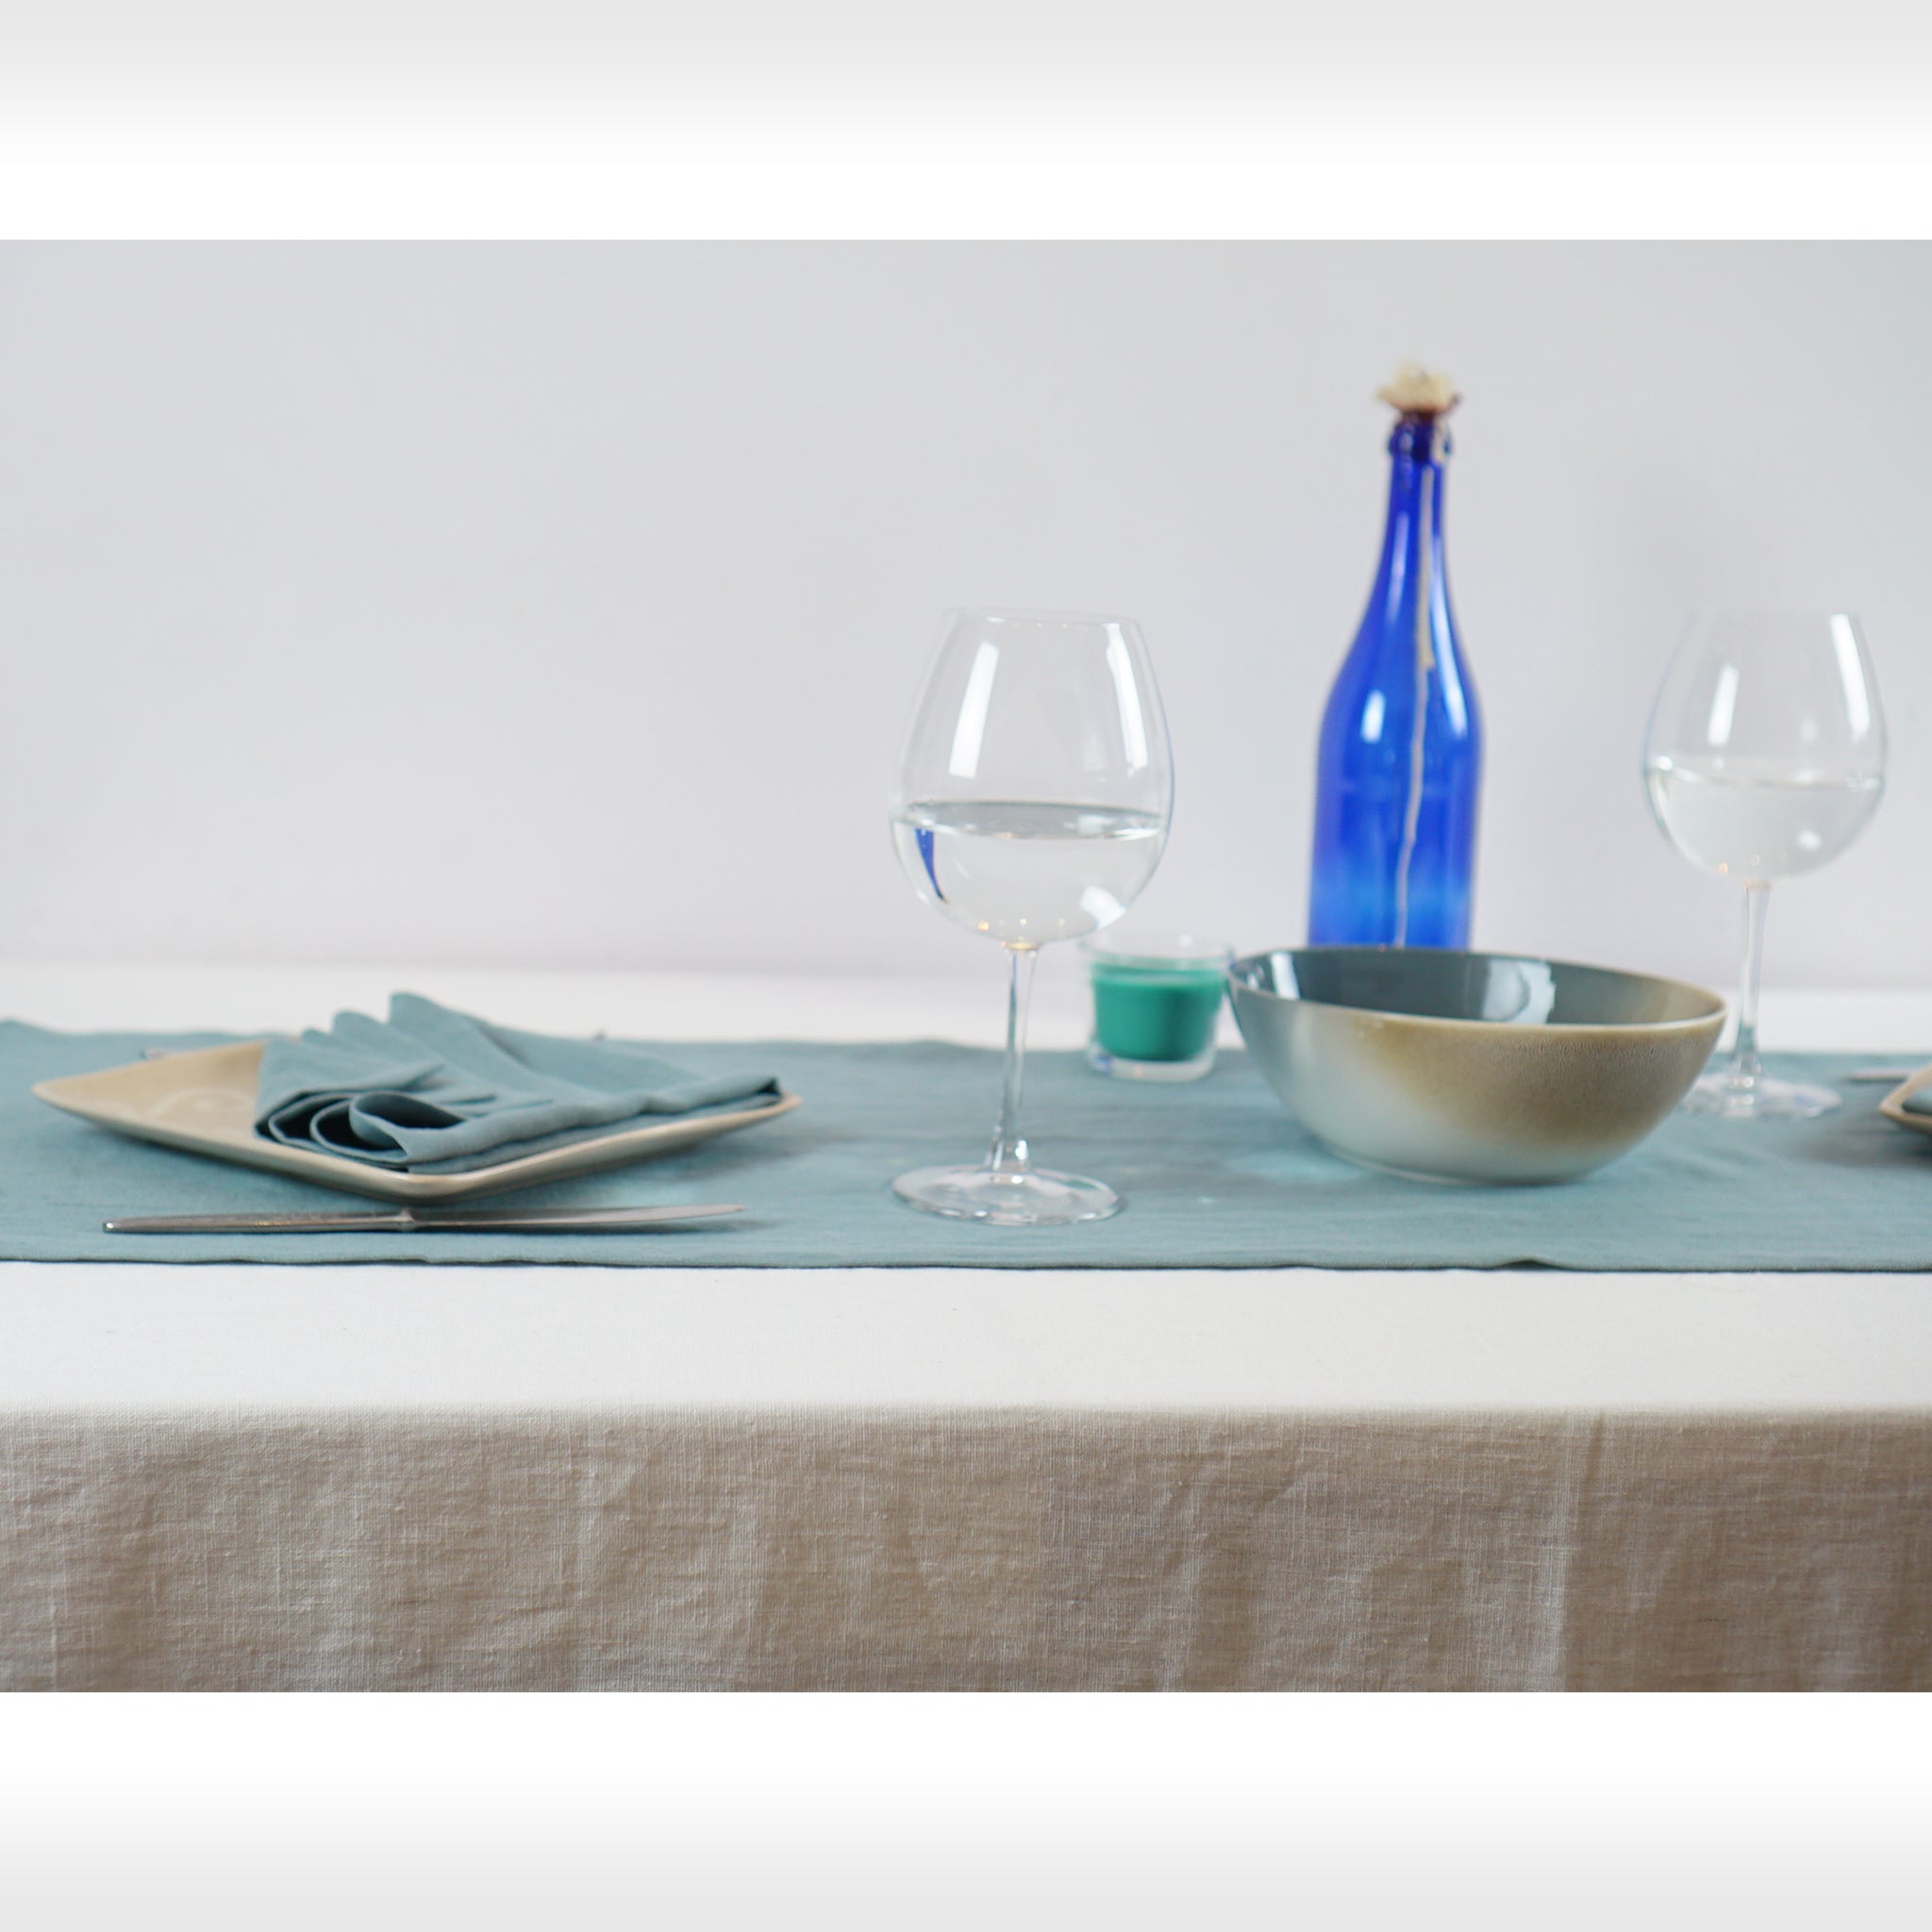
[1227,947,1725,1184]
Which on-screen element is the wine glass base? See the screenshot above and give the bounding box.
[1680,1070,1842,1121]
[891,1164,1123,1225]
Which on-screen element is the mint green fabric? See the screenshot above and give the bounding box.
[6,1023,1931,1270]
[256,993,782,1172]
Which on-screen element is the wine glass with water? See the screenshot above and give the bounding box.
[888,608,1172,1223]
[1642,610,1885,1119]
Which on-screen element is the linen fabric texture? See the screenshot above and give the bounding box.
[254,994,782,1173]
[3,1407,1925,1690]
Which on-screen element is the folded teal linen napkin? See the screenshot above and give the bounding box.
[255,993,784,1174]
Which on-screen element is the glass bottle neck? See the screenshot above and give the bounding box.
[1374,413,1450,582]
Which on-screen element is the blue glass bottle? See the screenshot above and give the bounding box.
[1308,405,1482,948]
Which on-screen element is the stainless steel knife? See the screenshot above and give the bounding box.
[104,1203,746,1234]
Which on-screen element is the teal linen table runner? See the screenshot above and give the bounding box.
[4,1023,1930,1270]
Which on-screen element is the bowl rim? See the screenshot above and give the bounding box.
[1226,944,1727,1035]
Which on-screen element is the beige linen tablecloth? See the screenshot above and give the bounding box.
[3,968,1930,1692]
[4,1406,1928,1691]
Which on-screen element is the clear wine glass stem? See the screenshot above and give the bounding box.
[986,943,1037,1174]
[1728,879,1771,1090]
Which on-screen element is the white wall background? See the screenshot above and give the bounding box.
[0,243,1924,990]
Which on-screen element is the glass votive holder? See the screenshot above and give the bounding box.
[1081,933,1233,1083]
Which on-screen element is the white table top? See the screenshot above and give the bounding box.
[4,963,1929,1416]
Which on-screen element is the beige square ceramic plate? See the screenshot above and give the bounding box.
[1879,1064,1932,1141]
[33,1041,800,1203]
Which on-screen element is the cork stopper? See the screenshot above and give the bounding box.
[1376,361,1460,417]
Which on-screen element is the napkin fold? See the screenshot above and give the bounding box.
[255,993,783,1174]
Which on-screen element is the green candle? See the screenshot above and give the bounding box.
[1091,963,1226,1061]
[1082,935,1232,1082]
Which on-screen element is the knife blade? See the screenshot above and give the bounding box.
[104,1203,746,1234]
